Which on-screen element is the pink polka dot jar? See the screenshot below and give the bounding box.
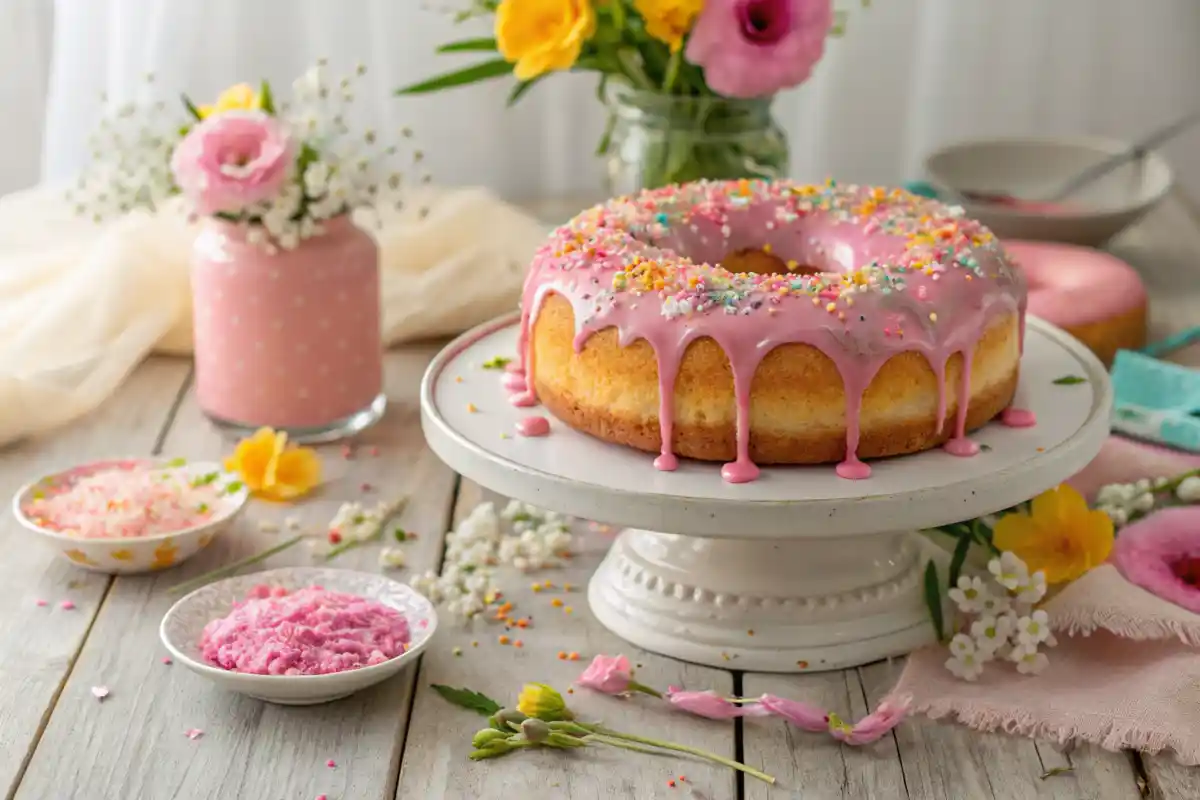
[190,216,385,442]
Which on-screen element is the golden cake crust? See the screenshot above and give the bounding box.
[530,292,1019,464]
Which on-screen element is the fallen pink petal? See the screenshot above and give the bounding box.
[1111,506,1200,614]
[840,698,910,745]
[757,694,828,732]
[665,687,770,720]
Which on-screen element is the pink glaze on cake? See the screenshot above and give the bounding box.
[516,416,551,437]
[200,585,410,676]
[510,180,1026,481]
[1000,407,1037,428]
[1003,240,1145,330]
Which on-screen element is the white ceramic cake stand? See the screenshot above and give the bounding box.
[420,314,1112,672]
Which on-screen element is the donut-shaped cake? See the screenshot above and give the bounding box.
[509,180,1028,482]
[1003,240,1146,367]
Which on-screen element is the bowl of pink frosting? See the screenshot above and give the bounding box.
[159,567,438,705]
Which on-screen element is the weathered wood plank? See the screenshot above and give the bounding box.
[14,347,458,800]
[395,481,739,800]
[859,660,1143,799]
[1033,742,1142,800]
[1141,754,1200,800]
[0,357,190,800]
[741,669,907,799]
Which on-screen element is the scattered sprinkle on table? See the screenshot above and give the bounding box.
[200,585,410,675]
[23,463,224,539]
[60,600,75,610]
[162,657,173,665]
[326,759,337,768]
[35,599,47,607]
[91,686,109,701]
[185,728,204,740]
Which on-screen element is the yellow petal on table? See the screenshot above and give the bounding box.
[259,447,322,502]
[224,427,287,491]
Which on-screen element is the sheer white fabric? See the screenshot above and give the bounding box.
[23,0,1200,200]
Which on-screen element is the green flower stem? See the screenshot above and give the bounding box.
[580,724,776,785]
[584,733,673,756]
[627,680,662,698]
[166,534,305,595]
[662,48,682,94]
[615,49,656,90]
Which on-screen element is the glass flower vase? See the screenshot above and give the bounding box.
[603,87,790,194]
[190,216,385,443]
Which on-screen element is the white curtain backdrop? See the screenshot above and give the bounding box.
[3,0,1199,202]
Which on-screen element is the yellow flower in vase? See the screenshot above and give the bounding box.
[224,427,322,502]
[198,83,262,119]
[993,484,1114,585]
[496,0,597,80]
[634,0,705,52]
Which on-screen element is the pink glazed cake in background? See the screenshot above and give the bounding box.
[190,216,386,442]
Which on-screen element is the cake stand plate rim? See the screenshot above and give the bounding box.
[420,312,1111,538]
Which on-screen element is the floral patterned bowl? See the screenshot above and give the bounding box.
[159,568,438,705]
[12,458,248,575]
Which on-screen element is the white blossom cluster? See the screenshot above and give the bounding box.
[68,81,183,221]
[307,498,400,557]
[1094,477,1169,528]
[498,500,573,571]
[943,552,1054,681]
[412,500,574,621]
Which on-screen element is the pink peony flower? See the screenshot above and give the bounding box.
[577,654,633,694]
[686,0,833,98]
[1112,507,1200,614]
[171,110,295,216]
[665,686,770,719]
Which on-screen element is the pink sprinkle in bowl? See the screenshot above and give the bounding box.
[159,567,438,705]
[12,458,249,575]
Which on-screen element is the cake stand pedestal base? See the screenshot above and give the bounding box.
[588,528,936,672]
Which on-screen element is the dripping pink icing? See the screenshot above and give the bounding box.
[1000,407,1037,428]
[516,416,551,437]
[514,180,1026,482]
[502,372,528,393]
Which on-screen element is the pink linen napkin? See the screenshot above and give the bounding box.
[886,436,1200,763]
[890,561,1200,763]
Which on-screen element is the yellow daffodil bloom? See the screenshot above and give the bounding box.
[993,484,1114,584]
[516,683,574,721]
[496,0,597,81]
[224,427,321,502]
[198,83,261,119]
[633,0,704,52]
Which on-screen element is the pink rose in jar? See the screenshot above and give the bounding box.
[171,110,295,216]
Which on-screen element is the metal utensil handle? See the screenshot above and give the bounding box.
[1047,109,1200,202]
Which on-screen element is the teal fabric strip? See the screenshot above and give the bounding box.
[1139,326,1200,359]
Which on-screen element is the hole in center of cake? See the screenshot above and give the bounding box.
[721,247,823,276]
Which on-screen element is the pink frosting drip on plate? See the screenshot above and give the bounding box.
[511,180,1026,482]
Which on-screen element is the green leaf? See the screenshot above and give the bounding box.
[1053,375,1087,385]
[181,94,204,121]
[259,79,276,115]
[395,60,514,95]
[482,355,512,370]
[164,457,187,468]
[224,480,245,495]
[432,684,502,716]
[948,534,972,588]
[191,472,220,487]
[507,78,542,107]
[437,38,499,53]
[393,527,408,542]
[923,561,945,642]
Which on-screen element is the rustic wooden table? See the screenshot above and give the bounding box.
[4,194,1200,800]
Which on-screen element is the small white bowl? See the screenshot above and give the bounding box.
[159,567,437,705]
[13,458,248,574]
[924,136,1173,246]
